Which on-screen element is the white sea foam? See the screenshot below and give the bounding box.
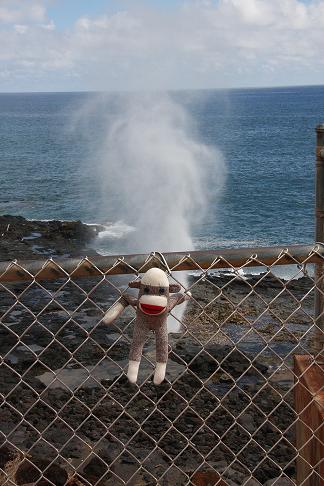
[97,221,136,240]
[188,264,311,281]
[193,237,263,249]
[29,218,64,222]
[22,232,42,240]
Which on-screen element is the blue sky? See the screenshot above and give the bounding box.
[47,0,313,28]
[0,0,323,92]
[47,0,184,29]
[47,0,112,29]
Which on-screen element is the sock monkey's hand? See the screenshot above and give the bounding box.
[102,299,128,324]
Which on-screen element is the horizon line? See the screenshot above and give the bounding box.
[0,83,323,96]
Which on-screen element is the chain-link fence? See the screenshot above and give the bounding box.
[0,244,323,486]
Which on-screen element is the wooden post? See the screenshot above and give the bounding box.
[294,355,324,485]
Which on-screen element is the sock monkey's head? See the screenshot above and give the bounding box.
[129,268,181,316]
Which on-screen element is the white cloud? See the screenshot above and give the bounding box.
[0,0,324,91]
[14,24,28,34]
[0,0,46,24]
[41,20,55,31]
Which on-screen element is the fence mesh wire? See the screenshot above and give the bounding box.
[0,247,323,486]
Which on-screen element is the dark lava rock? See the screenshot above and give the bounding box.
[172,340,269,380]
[81,450,114,483]
[0,214,104,261]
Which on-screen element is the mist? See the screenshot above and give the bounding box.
[93,92,225,253]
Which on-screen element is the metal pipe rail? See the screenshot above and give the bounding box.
[0,243,323,283]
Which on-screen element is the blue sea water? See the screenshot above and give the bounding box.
[0,85,323,253]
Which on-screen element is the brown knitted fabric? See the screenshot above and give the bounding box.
[168,293,187,311]
[129,319,169,363]
[129,303,168,362]
[129,321,150,362]
[106,273,189,371]
[122,294,137,307]
[155,324,168,363]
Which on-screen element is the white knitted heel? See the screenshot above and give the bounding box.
[127,360,140,384]
[153,362,167,385]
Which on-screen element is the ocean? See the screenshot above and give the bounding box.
[0,85,323,256]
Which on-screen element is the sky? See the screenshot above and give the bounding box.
[0,0,323,92]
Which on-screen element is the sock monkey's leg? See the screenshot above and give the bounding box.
[127,323,149,384]
[154,324,168,385]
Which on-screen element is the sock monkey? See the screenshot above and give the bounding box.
[103,268,190,385]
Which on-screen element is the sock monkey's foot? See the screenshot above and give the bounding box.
[153,362,167,385]
[127,360,140,384]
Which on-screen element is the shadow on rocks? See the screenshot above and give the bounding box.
[15,458,68,486]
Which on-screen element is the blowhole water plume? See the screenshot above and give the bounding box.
[96,93,226,254]
[77,92,226,331]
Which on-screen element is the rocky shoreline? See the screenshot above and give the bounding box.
[0,215,103,262]
[0,215,316,485]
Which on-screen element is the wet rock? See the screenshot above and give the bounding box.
[81,450,114,483]
[238,413,256,433]
[0,214,103,261]
[242,479,262,486]
[67,477,89,486]
[211,460,227,472]
[264,478,295,486]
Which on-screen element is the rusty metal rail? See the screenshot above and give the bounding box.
[0,243,323,283]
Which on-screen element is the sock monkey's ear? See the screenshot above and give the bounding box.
[169,283,181,293]
[129,279,141,288]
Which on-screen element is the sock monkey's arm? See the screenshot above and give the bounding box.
[102,292,138,325]
[168,292,191,311]
[122,293,138,308]
[102,296,129,324]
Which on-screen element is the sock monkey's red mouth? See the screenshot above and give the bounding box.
[140,303,165,315]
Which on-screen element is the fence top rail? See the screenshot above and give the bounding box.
[0,243,323,283]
